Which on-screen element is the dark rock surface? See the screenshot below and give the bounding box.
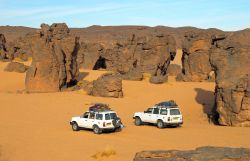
[134,146,250,161]
[89,73,123,98]
[25,23,80,92]
[4,62,29,73]
[182,31,216,82]
[210,29,250,126]
[167,64,182,76]
[0,34,7,60]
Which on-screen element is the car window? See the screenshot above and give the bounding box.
[170,109,180,115]
[89,113,95,119]
[96,114,103,120]
[83,112,89,118]
[105,114,111,120]
[153,108,159,114]
[145,108,153,113]
[160,109,168,115]
[110,113,117,119]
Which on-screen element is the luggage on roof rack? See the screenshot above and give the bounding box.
[89,103,111,112]
[156,100,178,107]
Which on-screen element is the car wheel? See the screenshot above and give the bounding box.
[157,120,164,129]
[134,117,142,126]
[93,125,102,134]
[72,122,79,131]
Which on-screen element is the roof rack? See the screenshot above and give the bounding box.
[156,100,178,108]
[89,103,112,112]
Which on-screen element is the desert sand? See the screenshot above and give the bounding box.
[0,61,250,161]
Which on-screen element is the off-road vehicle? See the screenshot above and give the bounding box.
[133,101,183,128]
[70,103,123,134]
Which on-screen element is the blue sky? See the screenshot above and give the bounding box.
[0,0,249,31]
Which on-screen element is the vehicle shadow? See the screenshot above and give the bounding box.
[194,88,219,125]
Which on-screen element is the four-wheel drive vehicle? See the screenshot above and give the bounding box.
[133,101,183,128]
[70,103,123,134]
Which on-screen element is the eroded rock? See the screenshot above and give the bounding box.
[25,23,80,92]
[134,146,250,161]
[89,73,123,98]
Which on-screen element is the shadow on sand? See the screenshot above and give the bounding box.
[194,88,219,125]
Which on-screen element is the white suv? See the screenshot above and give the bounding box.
[133,101,183,128]
[70,104,123,134]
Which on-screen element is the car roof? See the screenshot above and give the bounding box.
[86,111,115,114]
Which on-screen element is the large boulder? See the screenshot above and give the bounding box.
[4,62,29,73]
[134,146,250,161]
[25,23,80,92]
[89,73,123,98]
[182,32,214,81]
[210,30,250,126]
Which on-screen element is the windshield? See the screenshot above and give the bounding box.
[170,109,180,115]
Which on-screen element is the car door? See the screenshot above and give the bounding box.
[78,112,89,128]
[85,112,95,129]
[142,108,153,122]
[150,108,160,123]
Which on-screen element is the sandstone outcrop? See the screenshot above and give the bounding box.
[134,146,250,161]
[167,64,182,76]
[89,73,123,98]
[210,30,250,126]
[182,32,214,81]
[0,34,7,61]
[25,23,80,92]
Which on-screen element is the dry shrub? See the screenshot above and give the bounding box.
[91,145,116,160]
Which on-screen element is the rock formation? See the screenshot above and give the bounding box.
[134,146,250,161]
[167,64,182,76]
[0,34,7,61]
[89,73,123,98]
[6,36,32,61]
[210,30,250,126]
[181,32,214,81]
[80,33,176,82]
[4,62,29,73]
[25,23,80,92]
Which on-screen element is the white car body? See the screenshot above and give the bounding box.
[70,110,123,134]
[133,106,183,127]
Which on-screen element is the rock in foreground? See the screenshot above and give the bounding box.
[4,62,29,73]
[134,146,250,161]
[25,23,80,92]
[89,73,123,98]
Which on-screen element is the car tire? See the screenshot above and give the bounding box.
[93,125,102,134]
[157,120,164,129]
[72,122,79,131]
[134,117,142,126]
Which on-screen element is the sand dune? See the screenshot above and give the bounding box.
[0,62,250,161]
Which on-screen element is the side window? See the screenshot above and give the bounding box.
[89,113,95,119]
[83,112,89,118]
[105,114,111,120]
[160,109,168,115]
[145,108,153,113]
[153,108,159,114]
[96,114,103,120]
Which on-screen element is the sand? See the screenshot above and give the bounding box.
[0,61,250,161]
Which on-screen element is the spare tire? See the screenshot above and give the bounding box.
[112,117,121,128]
